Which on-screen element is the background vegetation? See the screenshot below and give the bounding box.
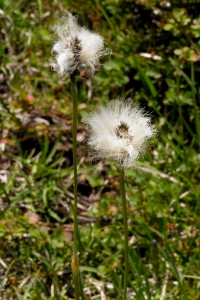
[0,0,200,299]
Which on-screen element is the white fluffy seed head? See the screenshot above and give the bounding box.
[50,12,111,77]
[86,99,154,168]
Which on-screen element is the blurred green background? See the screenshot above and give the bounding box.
[0,0,200,299]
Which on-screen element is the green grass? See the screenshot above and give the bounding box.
[1,0,200,299]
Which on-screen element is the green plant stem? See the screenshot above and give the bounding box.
[191,62,200,149]
[70,74,80,300]
[121,168,128,300]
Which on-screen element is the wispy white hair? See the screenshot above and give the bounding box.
[51,12,111,76]
[86,99,154,168]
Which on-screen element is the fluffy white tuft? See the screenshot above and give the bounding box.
[51,12,111,76]
[86,99,154,168]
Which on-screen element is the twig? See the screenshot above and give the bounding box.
[137,166,180,185]
[160,271,169,300]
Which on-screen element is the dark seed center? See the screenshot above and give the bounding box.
[115,121,130,139]
[70,36,82,56]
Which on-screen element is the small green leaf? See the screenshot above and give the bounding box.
[174,49,182,55]
[164,23,174,31]
[172,8,186,22]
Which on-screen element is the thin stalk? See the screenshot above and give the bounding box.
[121,168,129,300]
[176,76,184,146]
[70,74,80,300]
[191,62,200,149]
[176,75,187,165]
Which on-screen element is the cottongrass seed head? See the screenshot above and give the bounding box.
[51,12,111,77]
[86,99,154,168]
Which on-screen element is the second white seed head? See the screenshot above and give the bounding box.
[86,100,154,168]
